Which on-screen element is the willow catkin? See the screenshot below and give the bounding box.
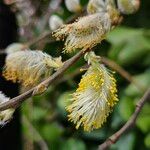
[3,50,63,87]
[53,13,111,53]
[66,52,118,131]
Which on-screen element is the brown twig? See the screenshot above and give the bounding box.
[0,48,91,111]
[0,54,145,111]
[98,88,150,150]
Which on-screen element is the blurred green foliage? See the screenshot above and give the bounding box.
[21,0,150,150]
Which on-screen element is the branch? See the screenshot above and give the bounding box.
[98,88,150,150]
[0,48,91,111]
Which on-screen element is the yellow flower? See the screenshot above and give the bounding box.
[53,13,111,53]
[3,50,63,87]
[66,52,118,131]
[0,91,15,125]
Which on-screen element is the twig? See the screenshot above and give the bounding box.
[0,54,145,111]
[22,115,49,150]
[98,88,150,150]
[101,57,145,92]
[0,48,91,111]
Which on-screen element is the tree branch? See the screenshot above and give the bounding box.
[98,88,150,150]
[0,48,91,111]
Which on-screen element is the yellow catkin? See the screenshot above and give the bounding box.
[66,64,118,132]
[3,50,63,87]
[53,13,111,53]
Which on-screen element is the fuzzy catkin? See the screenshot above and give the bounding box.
[66,52,118,131]
[3,50,63,87]
[53,13,111,53]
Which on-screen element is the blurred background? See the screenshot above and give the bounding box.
[0,0,150,150]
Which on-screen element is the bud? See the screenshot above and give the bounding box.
[65,0,82,13]
[0,91,15,125]
[87,0,106,14]
[5,43,27,55]
[117,0,140,14]
[3,50,63,87]
[49,15,64,31]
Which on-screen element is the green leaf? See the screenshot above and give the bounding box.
[143,53,150,66]
[40,123,63,142]
[125,70,150,97]
[107,27,150,66]
[61,138,86,150]
[108,43,125,61]
[118,36,150,66]
[107,27,141,45]
[144,133,150,148]
[32,106,48,121]
[82,129,107,140]
[111,109,123,129]
[118,96,134,121]
[57,91,73,118]
[111,132,136,150]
